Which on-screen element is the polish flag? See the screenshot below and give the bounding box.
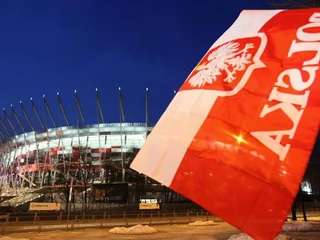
[130,9,320,240]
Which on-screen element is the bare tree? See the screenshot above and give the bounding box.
[267,0,320,8]
[54,170,72,210]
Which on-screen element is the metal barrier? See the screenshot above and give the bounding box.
[0,210,219,234]
[0,207,319,234]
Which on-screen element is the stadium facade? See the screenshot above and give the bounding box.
[1,122,152,186]
[0,88,155,200]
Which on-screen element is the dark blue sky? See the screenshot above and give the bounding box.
[0,0,270,131]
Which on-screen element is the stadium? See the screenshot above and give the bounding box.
[0,88,189,210]
[0,88,318,211]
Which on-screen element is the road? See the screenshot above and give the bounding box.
[4,222,320,240]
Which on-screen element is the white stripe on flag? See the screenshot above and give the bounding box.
[212,10,283,49]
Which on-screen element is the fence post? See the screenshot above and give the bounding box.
[82,212,85,222]
[33,212,38,224]
[149,214,152,225]
[103,211,106,220]
[38,222,42,233]
[123,211,126,219]
[5,213,9,224]
[302,201,308,222]
[186,211,190,223]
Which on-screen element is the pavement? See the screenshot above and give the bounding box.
[0,214,319,240]
[4,222,320,240]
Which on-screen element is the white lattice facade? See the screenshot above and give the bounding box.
[0,122,153,190]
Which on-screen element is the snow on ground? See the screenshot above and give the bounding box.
[109,224,157,235]
[188,220,217,226]
[227,221,320,240]
[227,233,292,240]
[282,221,320,232]
[0,237,30,240]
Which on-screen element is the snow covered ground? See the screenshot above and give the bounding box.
[282,221,320,232]
[226,221,320,240]
[109,224,157,234]
[188,220,217,226]
[227,233,292,240]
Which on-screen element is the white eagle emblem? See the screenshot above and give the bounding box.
[188,41,255,87]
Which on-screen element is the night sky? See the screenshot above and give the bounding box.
[0,0,271,131]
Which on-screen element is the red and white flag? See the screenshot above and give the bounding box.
[131,9,320,240]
